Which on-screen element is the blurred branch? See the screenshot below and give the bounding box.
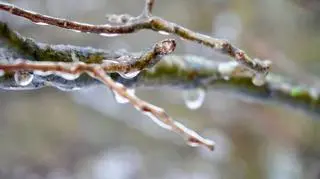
[0,0,271,77]
[0,22,318,116]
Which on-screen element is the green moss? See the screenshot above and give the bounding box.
[291,87,303,97]
[35,46,68,62]
[85,54,104,64]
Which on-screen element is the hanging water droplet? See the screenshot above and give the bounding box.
[14,71,34,86]
[118,71,140,79]
[100,33,119,37]
[183,88,206,110]
[143,111,172,130]
[0,70,4,77]
[158,30,170,35]
[35,22,48,26]
[55,72,80,80]
[252,73,266,86]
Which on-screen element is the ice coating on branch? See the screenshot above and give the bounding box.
[112,88,135,104]
[118,71,140,79]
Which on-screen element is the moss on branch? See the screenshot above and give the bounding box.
[0,22,319,115]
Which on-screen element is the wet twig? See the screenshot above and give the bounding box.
[0,0,271,78]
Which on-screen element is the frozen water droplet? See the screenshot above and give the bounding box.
[14,71,34,86]
[118,71,140,79]
[252,73,266,86]
[35,22,48,26]
[100,33,119,37]
[143,112,172,130]
[55,72,80,80]
[72,30,81,33]
[0,70,4,77]
[183,88,206,110]
[158,31,170,35]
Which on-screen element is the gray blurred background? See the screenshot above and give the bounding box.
[0,0,320,178]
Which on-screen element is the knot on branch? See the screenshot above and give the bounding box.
[154,39,176,56]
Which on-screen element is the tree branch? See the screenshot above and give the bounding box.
[0,0,271,78]
[0,21,217,151]
[0,22,318,116]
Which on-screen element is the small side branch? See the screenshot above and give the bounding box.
[0,0,271,77]
[0,58,215,150]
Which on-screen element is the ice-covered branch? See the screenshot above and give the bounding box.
[0,22,216,151]
[0,0,271,77]
[0,22,318,116]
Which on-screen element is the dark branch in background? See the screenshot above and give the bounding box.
[0,22,318,115]
[0,0,271,78]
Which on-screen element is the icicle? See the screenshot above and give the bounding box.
[118,71,140,79]
[14,71,34,86]
[183,88,206,110]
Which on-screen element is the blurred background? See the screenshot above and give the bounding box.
[0,0,320,178]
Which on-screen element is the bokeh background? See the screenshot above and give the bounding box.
[0,0,320,178]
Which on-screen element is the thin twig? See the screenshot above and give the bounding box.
[0,39,176,74]
[92,67,214,150]
[0,1,271,76]
[0,58,215,150]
